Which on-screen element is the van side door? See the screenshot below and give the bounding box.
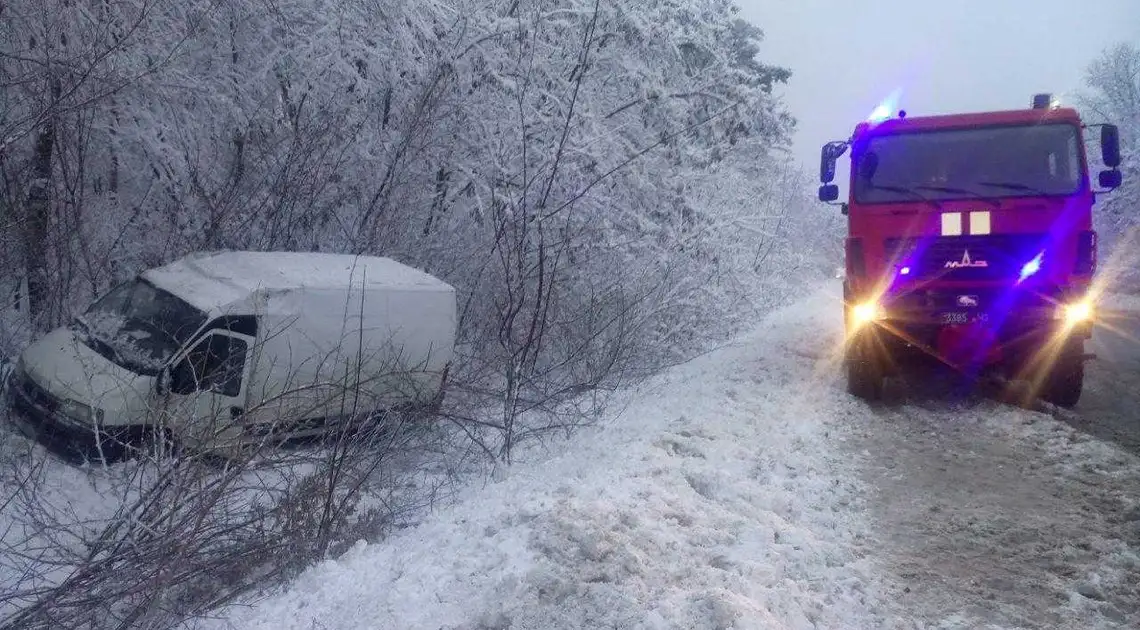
[164,323,256,451]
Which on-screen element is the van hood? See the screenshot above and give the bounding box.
[19,327,155,427]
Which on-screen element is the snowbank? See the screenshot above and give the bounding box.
[201,284,900,629]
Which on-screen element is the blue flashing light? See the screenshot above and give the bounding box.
[867,104,893,123]
[866,88,904,123]
[899,266,911,276]
[1018,252,1044,283]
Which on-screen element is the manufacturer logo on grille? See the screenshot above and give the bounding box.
[956,294,979,308]
[945,249,988,269]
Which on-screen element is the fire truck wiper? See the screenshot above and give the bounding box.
[975,181,1049,196]
[869,184,942,210]
[914,185,1001,208]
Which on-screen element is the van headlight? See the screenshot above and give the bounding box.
[1,358,16,395]
[59,398,104,425]
[6,356,23,383]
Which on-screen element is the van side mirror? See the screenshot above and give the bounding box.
[168,360,197,395]
[818,184,840,202]
[1101,124,1121,168]
[156,367,171,396]
[1098,169,1122,189]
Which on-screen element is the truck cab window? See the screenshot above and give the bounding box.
[852,123,1083,203]
[174,334,248,397]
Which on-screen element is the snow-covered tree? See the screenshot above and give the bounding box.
[1079,42,1140,291]
[1,0,801,397]
[0,0,817,453]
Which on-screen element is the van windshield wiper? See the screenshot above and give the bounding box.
[975,181,1049,196]
[869,184,941,210]
[914,185,1001,208]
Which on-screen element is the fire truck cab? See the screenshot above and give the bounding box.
[818,94,1124,407]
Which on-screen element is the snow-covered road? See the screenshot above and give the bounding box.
[196,284,1140,629]
[848,301,1140,629]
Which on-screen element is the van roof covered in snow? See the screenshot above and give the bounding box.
[142,251,453,312]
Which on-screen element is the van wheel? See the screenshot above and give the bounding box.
[846,332,884,402]
[1040,342,1084,408]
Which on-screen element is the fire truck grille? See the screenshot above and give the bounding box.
[884,234,1050,281]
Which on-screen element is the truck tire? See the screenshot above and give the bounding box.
[846,334,884,402]
[1040,342,1084,408]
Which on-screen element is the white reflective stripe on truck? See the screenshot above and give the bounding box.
[940,211,992,236]
[969,211,991,235]
[941,212,963,236]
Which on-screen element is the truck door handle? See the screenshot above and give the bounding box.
[230,406,243,419]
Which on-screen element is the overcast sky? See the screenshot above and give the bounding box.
[737,0,1140,174]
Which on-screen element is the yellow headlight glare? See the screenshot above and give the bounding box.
[851,301,884,327]
[1058,301,1093,326]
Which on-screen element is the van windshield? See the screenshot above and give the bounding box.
[852,122,1085,204]
[73,279,207,375]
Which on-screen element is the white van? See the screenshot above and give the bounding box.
[6,251,456,460]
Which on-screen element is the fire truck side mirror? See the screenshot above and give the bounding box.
[818,184,840,202]
[819,141,848,183]
[820,152,837,183]
[1101,124,1121,168]
[1098,170,1122,189]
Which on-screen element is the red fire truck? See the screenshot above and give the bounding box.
[818,94,1123,406]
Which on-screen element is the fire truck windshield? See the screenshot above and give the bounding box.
[852,122,1084,204]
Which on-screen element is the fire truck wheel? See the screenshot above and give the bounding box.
[846,337,884,401]
[1040,342,1084,408]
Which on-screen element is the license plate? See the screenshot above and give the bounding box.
[940,311,989,325]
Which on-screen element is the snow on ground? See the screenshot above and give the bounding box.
[4,281,1138,629]
[201,285,905,630]
[0,428,146,620]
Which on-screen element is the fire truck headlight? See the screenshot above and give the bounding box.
[1059,300,1093,326]
[852,301,884,326]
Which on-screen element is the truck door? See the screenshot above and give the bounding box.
[164,329,254,452]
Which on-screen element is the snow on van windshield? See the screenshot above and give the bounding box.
[77,279,208,375]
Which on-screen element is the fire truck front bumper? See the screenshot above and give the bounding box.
[845,287,1094,372]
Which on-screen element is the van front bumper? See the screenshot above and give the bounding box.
[5,368,132,462]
